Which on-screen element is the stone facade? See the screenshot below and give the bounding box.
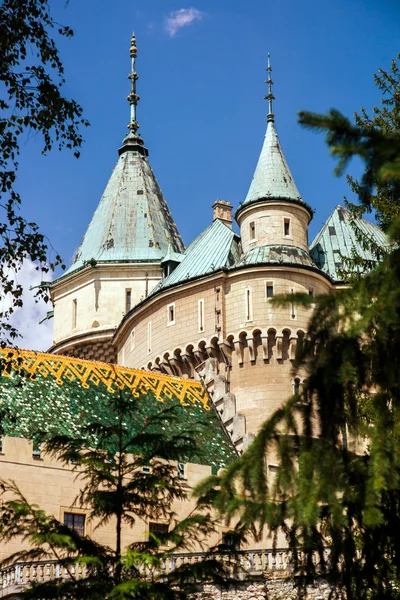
[0,436,218,564]
[114,263,331,443]
[50,264,161,356]
[237,201,311,254]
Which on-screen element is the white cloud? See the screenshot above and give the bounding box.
[164,8,204,37]
[0,260,53,352]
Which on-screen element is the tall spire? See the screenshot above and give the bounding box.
[265,53,274,122]
[127,32,140,135]
[119,33,147,156]
[238,56,308,211]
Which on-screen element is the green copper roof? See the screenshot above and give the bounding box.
[0,349,237,473]
[242,120,303,207]
[310,205,389,281]
[235,244,316,269]
[150,219,240,294]
[61,145,184,278]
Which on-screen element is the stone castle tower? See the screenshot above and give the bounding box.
[49,34,184,362]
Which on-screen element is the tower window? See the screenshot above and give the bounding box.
[64,513,85,537]
[266,282,274,299]
[72,299,77,329]
[177,462,186,479]
[198,299,205,332]
[293,378,301,394]
[249,221,256,241]
[125,289,132,313]
[284,218,291,237]
[147,321,152,354]
[167,303,175,326]
[131,329,135,350]
[245,287,253,321]
[290,288,297,320]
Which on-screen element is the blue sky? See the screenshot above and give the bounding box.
[16,0,400,271]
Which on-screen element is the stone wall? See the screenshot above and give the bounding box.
[192,577,332,600]
[237,201,311,254]
[51,264,161,347]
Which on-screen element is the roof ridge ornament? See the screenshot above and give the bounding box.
[119,32,148,156]
[127,32,140,135]
[264,53,275,123]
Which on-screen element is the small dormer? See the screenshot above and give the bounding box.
[161,244,185,279]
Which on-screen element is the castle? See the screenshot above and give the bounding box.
[48,35,384,449]
[0,33,387,593]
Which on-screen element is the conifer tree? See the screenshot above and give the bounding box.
[195,64,400,600]
[0,390,229,599]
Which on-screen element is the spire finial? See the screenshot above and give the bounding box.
[127,32,140,134]
[265,53,275,123]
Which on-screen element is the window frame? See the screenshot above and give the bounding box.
[125,289,132,313]
[147,321,152,354]
[72,298,77,329]
[290,287,297,320]
[249,221,256,242]
[245,286,253,322]
[130,328,136,351]
[198,298,205,333]
[283,217,291,238]
[61,509,88,537]
[167,303,176,326]
[265,281,274,300]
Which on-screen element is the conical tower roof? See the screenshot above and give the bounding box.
[238,55,311,216]
[63,34,184,278]
[244,119,302,205]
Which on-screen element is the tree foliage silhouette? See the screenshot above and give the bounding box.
[196,58,400,600]
[0,0,88,344]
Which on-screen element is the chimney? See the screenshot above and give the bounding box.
[212,199,233,229]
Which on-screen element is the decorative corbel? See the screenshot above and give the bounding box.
[289,336,298,360]
[276,335,283,360]
[233,339,244,366]
[169,357,181,377]
[261,334,269,361]
[218,341,232,365]
[246,335,256,362]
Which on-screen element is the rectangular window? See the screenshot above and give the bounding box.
[72,299,77,329]
[245,287,253,321]
[149,522,169,536]
[177,462,185,479]
[308,287,314,297]
[64,513,85,536]
[284,218,291,237]
[130,329,135,351]
[266,282,274,299]
[290,288,296,320]
[198,299,205,332]
[125,289,132,313]
[32,441,41,460]
[147,321,152,354]
[142,465,151,474]
[167,303,175,326]
[249,221,256,240]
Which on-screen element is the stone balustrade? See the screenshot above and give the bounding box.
[0,549,298,597]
